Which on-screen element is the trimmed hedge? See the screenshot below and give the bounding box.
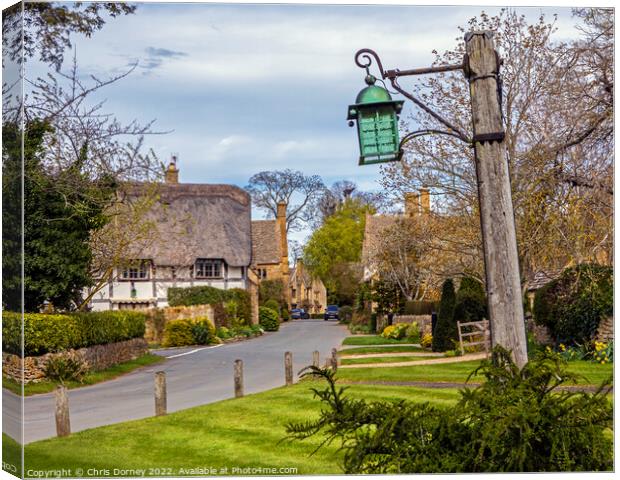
[404,301,440,316]
[534,264,613,345]
[167,286,252,325]
[259,306,279,332]
[454,277,487,323]
[2,310,146,357]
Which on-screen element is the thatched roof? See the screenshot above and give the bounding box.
[126,183,252,267]
[251,220,281,265]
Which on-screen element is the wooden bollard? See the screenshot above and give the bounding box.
[154,371,167,416]
[234,359,244,398]
[284,351,293,386]
[331,348,339,372]
[312,350,320,368]
[54,385,71,437]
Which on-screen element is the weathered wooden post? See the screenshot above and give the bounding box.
[284,351,293,386]
[54,385,71,437]
[234,359,244,398]
[312,350,320,368]
[331,348,338,371]
[464,31,528,368]
[154,371,167,416]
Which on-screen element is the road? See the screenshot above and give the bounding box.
[2,319,348,444]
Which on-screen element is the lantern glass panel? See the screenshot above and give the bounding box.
[357,105,400,165]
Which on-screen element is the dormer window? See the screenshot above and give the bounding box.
[121,261,151,280]
[195,259,223,279]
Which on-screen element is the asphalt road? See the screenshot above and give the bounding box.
[2,319,348,444]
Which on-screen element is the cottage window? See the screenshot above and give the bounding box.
[121,261,150,280]
[195,259,223,279]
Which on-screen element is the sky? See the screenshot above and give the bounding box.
[24,2,583,244]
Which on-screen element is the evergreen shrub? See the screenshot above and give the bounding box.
[432,279,457,352]
[259,306,280,331]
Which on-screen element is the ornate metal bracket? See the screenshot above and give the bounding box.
[354,49,472,146]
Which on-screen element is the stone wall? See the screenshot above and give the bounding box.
[595,316,613,342]
[144,304,214,342]
[3,337,148,384]
[394,315,432,334]
[526,315,614,345]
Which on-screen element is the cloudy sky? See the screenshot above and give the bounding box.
[26,2,583,244]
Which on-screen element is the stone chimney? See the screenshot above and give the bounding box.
[165,156,179,184]
[404,192,420,217]
[420,187,431,215]
[276,202,291,306]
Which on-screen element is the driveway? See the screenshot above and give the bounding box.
[2,319,348,444]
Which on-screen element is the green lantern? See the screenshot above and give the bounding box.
[347,75,404,165]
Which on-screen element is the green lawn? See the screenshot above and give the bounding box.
[342,335,416,346]
[9,382,461,476]
[2,354,164,396]
[340,345,427,355]
[341,355,438,365]
[337,359,613,386]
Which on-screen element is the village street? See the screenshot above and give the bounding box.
[2,319,348,444]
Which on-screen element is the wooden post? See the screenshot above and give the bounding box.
[464,31,528,368]
[154,371,167,416]
[312,350,320,368]
[54,385,71,437]
[331,348,338,372]
[284,352,293,386]
[457,321,465,356]
[234,359,244,398]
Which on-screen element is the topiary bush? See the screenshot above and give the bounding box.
[287,347,613,473]
[432,279,457,352]
[2,311,146,357]
[263,299,281,315]
[533,264,613,345]
[259,306,280,332]
[454,277,487,323]
[162,319,195,347]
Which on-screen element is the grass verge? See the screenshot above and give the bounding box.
[336,359,613,386]
[2,354,164,396]
[342,336,415,346]
[340,345,428,355]
[12,383,461,476]
[341,355,439,365]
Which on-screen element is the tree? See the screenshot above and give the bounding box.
[303,199,371,301]
[432,279,457,352]
[454,277,487,323]
[2,120,115,311]
[3,2,135,71]
[309,180,387,228]
[380,9,613,284]
[245,169,325,231]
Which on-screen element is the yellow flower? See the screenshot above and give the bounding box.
[559,344,566,351]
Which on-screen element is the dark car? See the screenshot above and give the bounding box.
[324,305,339,321]
[290,308,310,320]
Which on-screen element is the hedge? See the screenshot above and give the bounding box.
[404,301,440,316]
[167,286,252,325]
[2,310,146,357]
[533,264,613,345]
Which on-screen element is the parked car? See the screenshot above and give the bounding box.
[324,305,339,321]
[290,308,310,319]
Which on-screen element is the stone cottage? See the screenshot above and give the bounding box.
[289,260,327,314]
[250,202,291,308]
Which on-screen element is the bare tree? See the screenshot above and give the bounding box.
[245,169,325,231]
[380,9,613,284]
